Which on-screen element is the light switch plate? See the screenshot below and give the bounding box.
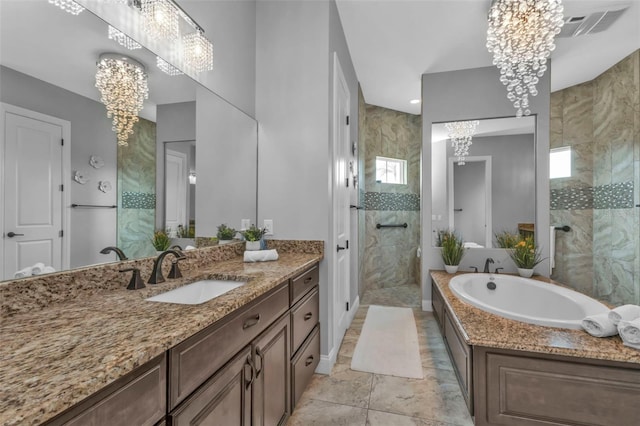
[241,219,250,230]
[263,219,273,235]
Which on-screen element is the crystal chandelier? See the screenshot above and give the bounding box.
[182,30,214,73]
[95,54,149,146]
[108,26,142,50]
[48,0,84,15]
[486,0,564,117]
[141,0,180,41]
[445,120,480,165]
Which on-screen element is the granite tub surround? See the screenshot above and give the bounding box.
[430,271,640,365]
[0,241,323,425]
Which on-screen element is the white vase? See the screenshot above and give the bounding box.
[245,240,261,251]
[218,239,233,245]
[444,264,459,274]
[517,268,534,278]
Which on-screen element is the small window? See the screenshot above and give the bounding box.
[376,156,407,185]
[550,147,571,179]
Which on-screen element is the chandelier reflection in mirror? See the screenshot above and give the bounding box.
[445,120,480,166]
[486,0,564,117]
[141,0,180,41]
[48,0,84,15]
[95,54,149,146]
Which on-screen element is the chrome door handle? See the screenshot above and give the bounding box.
[7,232,24,238]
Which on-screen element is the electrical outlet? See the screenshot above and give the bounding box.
[263,219,274,235]
[241,219,250,230]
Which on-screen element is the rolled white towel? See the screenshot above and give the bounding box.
[608,304,640,325]
[623,342,640,351]
[185,245,196,250]
[31,262,46,275]
[43,266,56,274]
[243,249,279,263]
[581,313,618,337]
[618,318,640,345]
[14,266,33,278]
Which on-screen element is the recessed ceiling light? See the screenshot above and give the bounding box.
[410,99,420,104]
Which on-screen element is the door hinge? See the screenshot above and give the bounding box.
[345,177,349,187]
[59,184,64,191]
[59,230,64,237]
[61,138,64,146]
[346,116,349,125]
[346,301,350,311]
[346,240,349,249]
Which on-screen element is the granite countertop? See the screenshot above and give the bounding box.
[0,252,322,426]
[431,270,640,365]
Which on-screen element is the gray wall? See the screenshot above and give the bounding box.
[256,0,359,369]
[155,102,196,230]
[422,65,550,308]
[0,66,117,268]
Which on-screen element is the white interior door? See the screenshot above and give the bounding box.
[2,109,65,279]
[333,54,351,337]
[165,149,188,236]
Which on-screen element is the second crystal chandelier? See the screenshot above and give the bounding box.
[445,120,480,166]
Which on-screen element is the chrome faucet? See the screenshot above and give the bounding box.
[148,249,183,284]
[483,258,494,273]
[100,246,128,261]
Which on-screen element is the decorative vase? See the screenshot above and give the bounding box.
[444,264,459,274]
[517,268,534,278]
[245,240,261,251]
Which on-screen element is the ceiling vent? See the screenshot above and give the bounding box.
[558,7,628,38]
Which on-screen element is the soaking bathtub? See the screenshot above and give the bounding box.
[449,273,609,329]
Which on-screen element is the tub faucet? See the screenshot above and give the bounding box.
[148,249,183,284]
[483,258,494,273]
[100,246,128,261]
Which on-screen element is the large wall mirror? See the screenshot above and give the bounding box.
[431,116,536,248]
[0,0,257,281]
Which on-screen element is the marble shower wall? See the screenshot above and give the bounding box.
[362,104,421,290]
[550,50,639,305]
[117,118,157,259]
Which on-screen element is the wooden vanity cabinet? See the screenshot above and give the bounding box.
[45,354,167,426]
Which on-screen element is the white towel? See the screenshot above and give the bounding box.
[185,245,196,250]
[581,313,618,337]
[42,266,56,274]
[623,342,640,351]
[243,249,279,263]
[618,318,640,344]
[31,262,46,275]
[14,266,33,278]
[608,305,640,325]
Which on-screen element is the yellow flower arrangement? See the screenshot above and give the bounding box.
[508,236,543,269]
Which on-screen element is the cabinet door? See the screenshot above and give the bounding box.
[253,314,291,426]
[169,347,253,426]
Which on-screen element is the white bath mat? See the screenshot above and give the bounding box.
[350,305,423,379]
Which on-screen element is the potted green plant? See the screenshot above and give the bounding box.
[216,224,237,245]
[151,229,171,253]
[509,236,544,277]
[241,225,266,251]
[494,230,519,248]
[436,229,465,274]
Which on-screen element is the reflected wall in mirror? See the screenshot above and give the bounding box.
[431,116,536,248]
[0,0,257,281]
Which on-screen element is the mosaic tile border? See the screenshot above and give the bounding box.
[364,192,420,211]
[122,192,156,209]
[551,181,634,210]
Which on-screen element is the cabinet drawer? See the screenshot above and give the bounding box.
[443,309,473,413]
[48,354,166,426]
[291,325,320,408]
[291,288,319,354]
[290,264,319,305]
[169,283,289,409]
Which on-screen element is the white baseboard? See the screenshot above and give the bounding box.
[316,347,336,375]
[349,295,360,322]
[422,299,433,311]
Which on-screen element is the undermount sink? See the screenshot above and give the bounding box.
[145,280,246,305]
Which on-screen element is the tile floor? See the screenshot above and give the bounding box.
[287,284,474,426]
